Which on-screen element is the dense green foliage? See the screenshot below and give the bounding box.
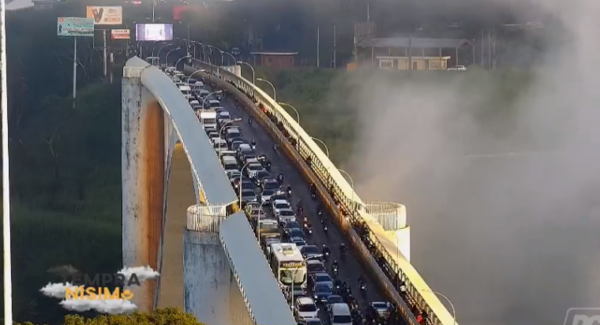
[5,7,122,325]
[16,308,206,325]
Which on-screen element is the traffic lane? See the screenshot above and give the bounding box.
[221,97,383,308]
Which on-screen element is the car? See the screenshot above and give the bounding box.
[312,283,332,304]
[310,272,333,289]
[271,199,291,215]
[253,170,272,183]
[326,295,344,313]
[277,208,296,224]
[245,162,264,178]
[245,206,264,221]
[447,65,467,71]
[290,237,306,248]
[301,245,322,260]
[240,189,257,203]
[298,319,323,325]
[261,178,280,191]
[307,260,326,275]
[212,138,228,151]
[236,178,255,191]
[231,140,246,151]
[286,228,304,240]
[260,189,276,205]
[294,297,319,321]
[368,302,391,319]
[283,221,301,233]
[329,303,352,325]
[227,171,241,182]
[218,111,231,121]
[270,192,287,202]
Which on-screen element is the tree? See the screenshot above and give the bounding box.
[16,308,207,325]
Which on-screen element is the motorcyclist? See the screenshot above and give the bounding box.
[340,243,347,255]
[286,185,292,198]
[310,182,316,194]
[273,143,278,151]
[332,260,339,271]
[358,275,366,284]
[265,161,272,171]
[248,117,253,125]
[277,172,284,184]
[296,200,303,215]
[322,244,330,257]
[251,139,256,150]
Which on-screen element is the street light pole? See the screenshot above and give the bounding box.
[239,161,252,204]
[424,290,456,325]
[187,69,206,84]
[202,90,222,108]
[175,55,191,70]
[237,61,255,84]
[337,169,355,211]
[311,137,329,157]
[224,51,236,65]
[154,43,171,58]
[165,47,181,66]
[278,102,300,126]
[257,78,276,101]
[218,118,242,157]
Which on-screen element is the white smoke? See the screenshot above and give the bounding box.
[40,266,160,315]
[60,298,138,314]
[40,282,80,299]
[118,266,160,282]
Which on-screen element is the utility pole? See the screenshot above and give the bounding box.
[103,29,108,79]
[73,37,78,106]
[333,25,337,68]
[316,26,320,68]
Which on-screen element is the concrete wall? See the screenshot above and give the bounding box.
[122,74,165,312]
[183,206,231,325]
[229,275,256,325]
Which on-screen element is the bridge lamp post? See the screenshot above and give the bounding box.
[201,90,222,109]
[154,43,171,58]
[208,45,224,65]
[174,55,191,70]
[239,161,252,205]
[337,169,355,213]
[278,102,300,126]
[311,137,329,157]
[187,69,206,85]
[422,290,456,325]
[237,61,255,84]
[218,118,242,157]
[223,51,236,66]
[256,78,276,101]
[165,47,181,66]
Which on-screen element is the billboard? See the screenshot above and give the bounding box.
[135,23,173,41]
[173,5,202,20]
[86,6,123,25]
[57,17,94,37]
[111,29,130,40]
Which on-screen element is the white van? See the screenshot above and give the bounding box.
[178,85,192,99]
[329,303,352,325]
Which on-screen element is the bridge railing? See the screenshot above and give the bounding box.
[186,60,456,325]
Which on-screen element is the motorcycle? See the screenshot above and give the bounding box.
[360,282,367,298]
[332,265,339,277]
[318,210,323,218]
[311,192,316,199]
[287,189,292,198]
[323,225,328,234]
[265,162,272,171]
[323,250,330,261]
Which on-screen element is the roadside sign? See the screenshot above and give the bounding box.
[111,29,130,40]
[86,6,123,25]
[57,17,94,37]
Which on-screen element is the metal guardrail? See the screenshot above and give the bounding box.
[183,61,457,325]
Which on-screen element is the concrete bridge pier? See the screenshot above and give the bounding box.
[122,65,165,312]
[184,205,232,325]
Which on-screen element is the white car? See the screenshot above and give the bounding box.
[218,111,231,124]
[245,162,264,178]
[294,297,319,321]
[447,65,467,71]
[271,199,291,216]
[277,208,296,224]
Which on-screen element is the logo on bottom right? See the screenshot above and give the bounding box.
[565,308,600,325]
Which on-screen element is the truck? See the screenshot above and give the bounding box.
[198,109,217,131]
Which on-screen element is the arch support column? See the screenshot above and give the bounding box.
[122,65,166,311]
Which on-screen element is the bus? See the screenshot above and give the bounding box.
[269,243,307,294]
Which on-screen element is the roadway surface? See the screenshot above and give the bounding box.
[214,86,388,321]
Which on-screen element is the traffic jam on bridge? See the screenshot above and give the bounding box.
[156,61,429,325]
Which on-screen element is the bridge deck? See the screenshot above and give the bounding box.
[157,143,195,309]
[219,213,296,325]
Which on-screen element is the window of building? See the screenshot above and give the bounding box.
[429,60,442,70]
[379,59,393,68]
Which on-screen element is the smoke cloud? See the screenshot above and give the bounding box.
[329,1,600,324]
[40,266,160,315]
